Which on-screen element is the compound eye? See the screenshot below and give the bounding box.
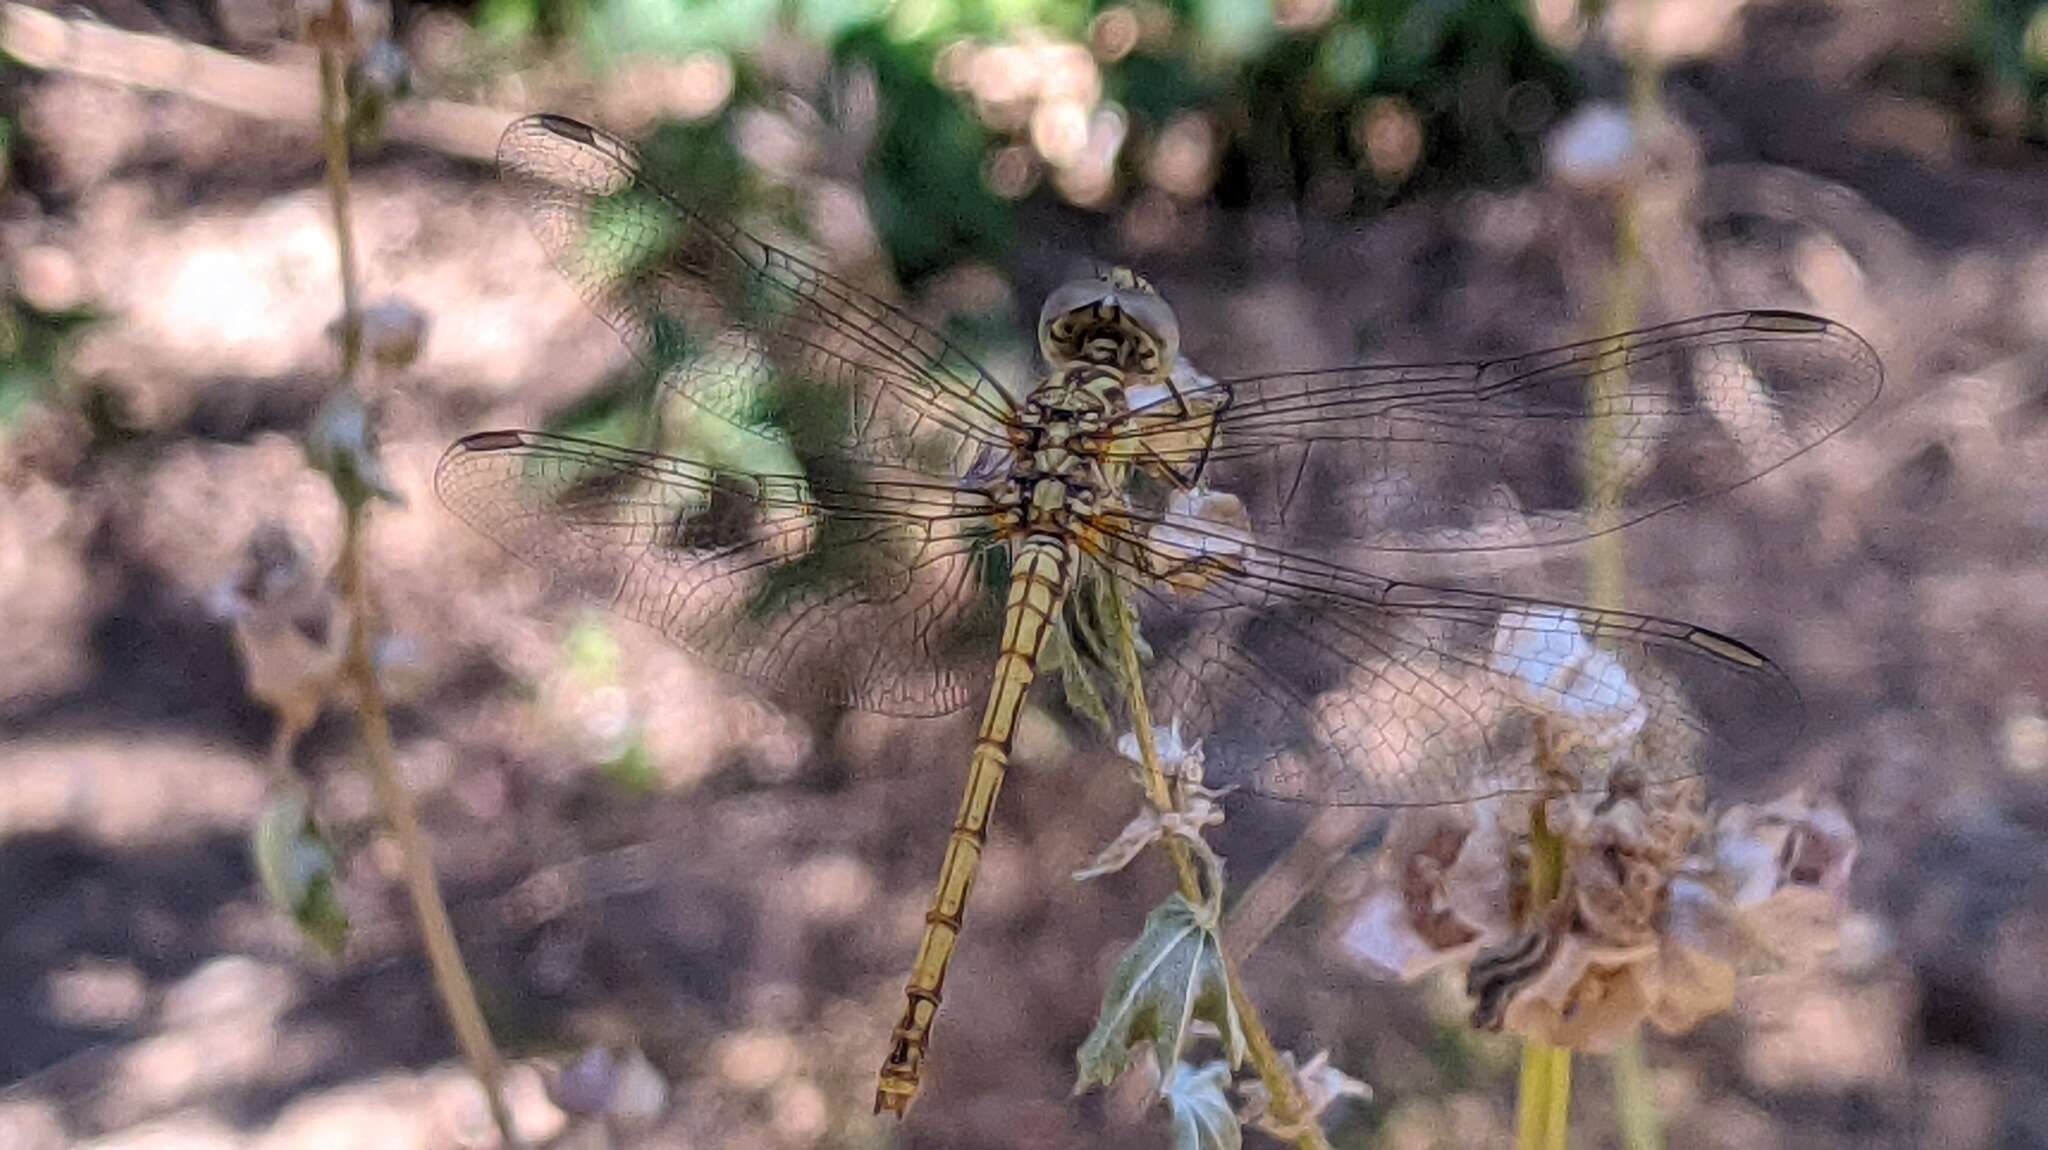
[1117,290,1180,367]
[1038,278,1111,360]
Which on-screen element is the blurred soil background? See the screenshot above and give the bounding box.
[2,0,2048,1146]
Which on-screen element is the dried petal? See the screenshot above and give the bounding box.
[1117,719,1207,783]
[328,297,428,370]
[1500,933,1659,1052]
[1489,607,1648,749]
[1338,805,1513,980]
[1712,791,1858,905]
[1146,487,1253,592]
[1237,1048,1370,1140]
[1074,791,1230,912]
[221,524,346,731]
[1642,942,1738,1035]
[306,390,402,508]
[1346,782,1856,1051]
[1074,809,1173,882]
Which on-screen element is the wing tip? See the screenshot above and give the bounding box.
[529,113,599,144]
[499,113,598,155]
[450,429,533,455]
[1743,308,1885,406]
[1742,309,1832,335]
[1683,626,1775,672]
[496,112,640,187]
[434,430,533,502]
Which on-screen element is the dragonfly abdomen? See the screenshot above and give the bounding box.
[875,532,1075,1114]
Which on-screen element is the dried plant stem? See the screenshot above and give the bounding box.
[315,20,362,382]
[340,506,523,1147]
[1110,609,1203,908]
[1105,581,1331,1150]
[1515,803,1572,1150]
[316,17,521,1145]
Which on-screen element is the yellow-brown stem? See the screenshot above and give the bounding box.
[1108,592,1202,907]
[1515,801,1571,1150]
[1613,1037,1664,1150]
[875,535,1072,1116]
[1103,578,1332,1150]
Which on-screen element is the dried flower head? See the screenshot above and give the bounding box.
[1145,486,1253,593]
[1341,779,1859,1052]
[214,523,346,739]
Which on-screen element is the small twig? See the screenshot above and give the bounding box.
[311,9,522,1141]
[1104,578,1331,1150]
[340,504,523,1146]
[316,33,363,384]
[265,716,311,787]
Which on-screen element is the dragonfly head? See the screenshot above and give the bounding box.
[1038,268,1180,375]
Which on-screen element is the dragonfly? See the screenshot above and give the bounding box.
[436,114,1883,1115]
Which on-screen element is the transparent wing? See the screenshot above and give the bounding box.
[1080,509,1796,806]
[436,429,1005,717]
[1103,311,1881,552]
[500,114,1020,481]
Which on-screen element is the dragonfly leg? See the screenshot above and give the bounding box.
[875,535,1071,1116]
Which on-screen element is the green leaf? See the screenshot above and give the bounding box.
[1044,620,1116,740]
[1074,894,1245,1093]
[1163,1061,1243,1150]
[252,792,350,956]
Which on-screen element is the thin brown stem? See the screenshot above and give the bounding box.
[1103,579,1331,1150]
[315,14,361,384]
[339,506,523,1147]
[315,15,520,1143]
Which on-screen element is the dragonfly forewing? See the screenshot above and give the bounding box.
[1105,310,1881,554]
[499,113,1021,482]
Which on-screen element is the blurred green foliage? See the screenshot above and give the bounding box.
[0,299,94,433]
[471,0,1578,278]
[1976,0,2048,121]
[1,101,99,439]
